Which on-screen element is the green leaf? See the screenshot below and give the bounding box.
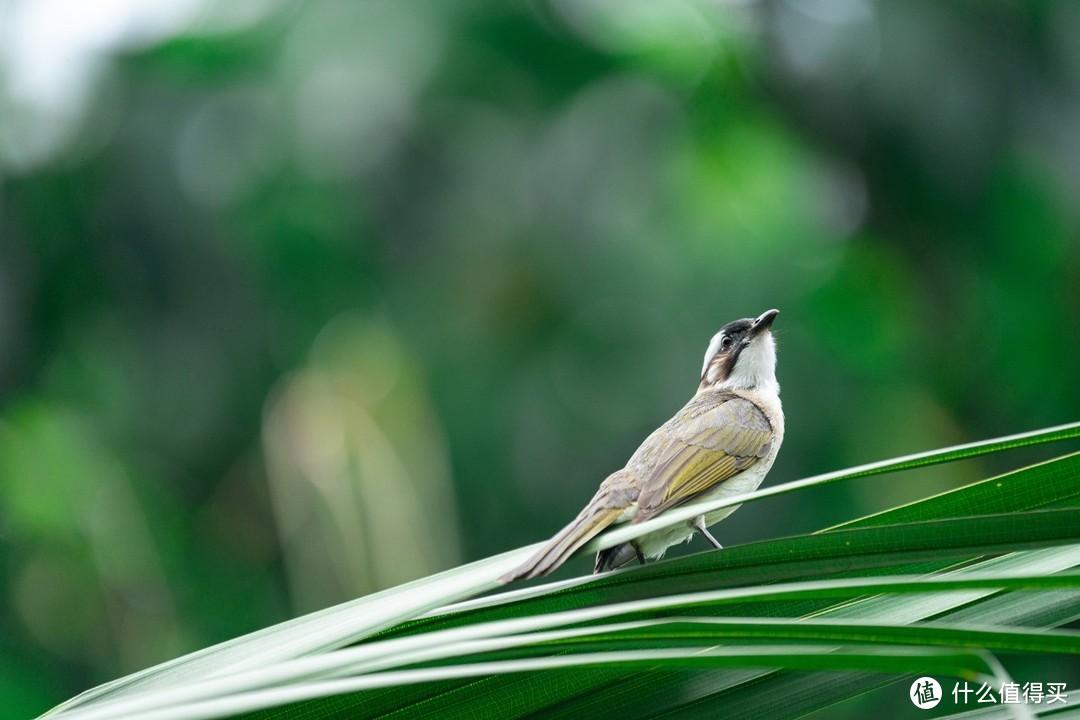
[353,453,1080,720]
[629,548,1080,720]
[46,548,541,712]
[394,469,1080,636]
[47,569,1080,720]
[832,450,1080,530]
[57,647,1001,720]
[439,618,1080,659]
[42,425,1080,720]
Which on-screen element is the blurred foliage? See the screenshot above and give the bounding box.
[0,0,1077,717]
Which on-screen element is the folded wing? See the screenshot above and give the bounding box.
[632,395,773,524]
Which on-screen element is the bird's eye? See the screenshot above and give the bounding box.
[720,336,733,350]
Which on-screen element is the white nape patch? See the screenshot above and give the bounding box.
[720,332,779,396]
[701,331,723,379]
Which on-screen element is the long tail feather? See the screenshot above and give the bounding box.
[500,506,622,583]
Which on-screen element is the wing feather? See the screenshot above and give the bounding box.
[633,395,772,523]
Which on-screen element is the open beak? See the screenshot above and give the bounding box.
[748,309,779,338]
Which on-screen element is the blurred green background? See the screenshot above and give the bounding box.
[1,0,1078,717]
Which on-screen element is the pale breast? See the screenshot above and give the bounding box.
[626,386,783,559]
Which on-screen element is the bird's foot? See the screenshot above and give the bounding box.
[692,516,723,550]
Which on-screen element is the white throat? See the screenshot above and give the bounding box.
[719,333,779,397]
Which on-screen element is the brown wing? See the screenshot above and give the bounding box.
[633,396,773,523]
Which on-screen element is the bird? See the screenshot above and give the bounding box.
[501,309,784,583]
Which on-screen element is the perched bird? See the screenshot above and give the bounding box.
[501,309,784,583]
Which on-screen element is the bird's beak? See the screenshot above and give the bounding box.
[748,309,779,339]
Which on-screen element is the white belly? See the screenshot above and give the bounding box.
[634,458,774,560]
[626,385,783,563]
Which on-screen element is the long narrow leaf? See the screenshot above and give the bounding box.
[46,548,540,713]
[48,568,1080,720]
[642,548,1080,720]
[365,541,1080,719]
[403,506,1080,634]
[85,647,1000,720]
[46,424,1080,719]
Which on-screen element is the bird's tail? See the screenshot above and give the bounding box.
[500,499,624,584]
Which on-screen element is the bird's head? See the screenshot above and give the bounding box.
[699,309,780,395]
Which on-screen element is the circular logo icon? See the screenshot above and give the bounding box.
[910,677,942,709]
